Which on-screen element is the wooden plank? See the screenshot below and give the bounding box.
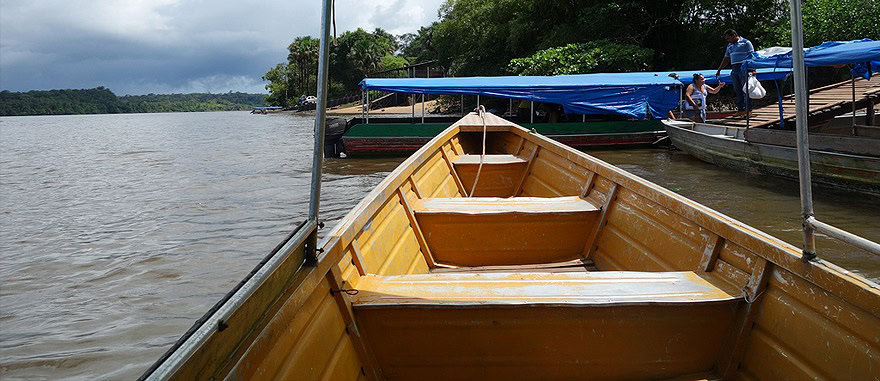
[720,259,774,379]
[699,234,724,272]
[407,177,422,199]
[580,172,596,198]
[744,257,770,302]
[349,239,369,275]
[513,135,526,155]
[397,188,436,268]
[439,146,467,197]
[327,265,382,380]
[744,128,880,156]
[512,145,539,196]
[584,183,619,259]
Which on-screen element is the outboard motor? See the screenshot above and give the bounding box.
[323,117,347,158]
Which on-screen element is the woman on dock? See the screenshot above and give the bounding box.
[683,73,723,122]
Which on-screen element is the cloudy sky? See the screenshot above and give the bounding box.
[0,0,446,95]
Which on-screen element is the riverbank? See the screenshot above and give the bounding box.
[325,99,440,115]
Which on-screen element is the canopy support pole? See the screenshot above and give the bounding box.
[421,94,425,123]
[477,94,480,108]
[867,98,875,126]
[789,0,815,261]
[411,95,415,121]
[851,71,857,135]
[509,98,513,119]
[582,114,586,122]
[746,72,752,129]
[308,0,333,224]
[530,101,534,124]
[365,90,369,124]
[461,95,464,116]
[775,80,785,129]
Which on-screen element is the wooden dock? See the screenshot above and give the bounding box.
[719,77,879,128]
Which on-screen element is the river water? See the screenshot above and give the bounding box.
[0,112,877,379]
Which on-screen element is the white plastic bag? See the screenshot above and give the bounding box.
[743,75,766,99]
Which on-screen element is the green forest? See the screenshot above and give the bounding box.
[263,0,879,107]
[0,87,267,116]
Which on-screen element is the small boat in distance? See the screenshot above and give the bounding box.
[250,106,282,114]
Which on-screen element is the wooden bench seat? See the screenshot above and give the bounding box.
[431,259,598,273]
[412,197,600,266]
[351,271,741,380]
[452,154,529,196]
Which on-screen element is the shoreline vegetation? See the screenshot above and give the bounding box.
[0,87,267,116]
[264,0,878,111]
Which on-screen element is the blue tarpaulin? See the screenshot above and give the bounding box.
[744,39,880,72]
[360,69,788,119]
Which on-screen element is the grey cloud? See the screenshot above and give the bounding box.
[1,0,444,95]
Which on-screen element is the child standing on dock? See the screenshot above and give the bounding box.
[683,73,724,122]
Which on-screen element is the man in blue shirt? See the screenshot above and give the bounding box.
[715,29,755,114]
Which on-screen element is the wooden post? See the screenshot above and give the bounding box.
[866,97,875,127]
[397,189,437,268]
[530,101,534,124]
[584,183,619,259]
[851,74,857,136]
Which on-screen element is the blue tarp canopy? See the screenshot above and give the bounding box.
[360,69,788,119]
[744,39,880,71]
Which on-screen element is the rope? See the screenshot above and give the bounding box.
[469,105,487,197]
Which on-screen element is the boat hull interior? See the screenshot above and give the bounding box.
[162,113,880,380]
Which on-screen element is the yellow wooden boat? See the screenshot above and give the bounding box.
[143,111,880,380]
[140,2,879,378]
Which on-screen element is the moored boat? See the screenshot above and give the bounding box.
[341,119,666,156]
[663,119,880,196]
[143,111,880,380]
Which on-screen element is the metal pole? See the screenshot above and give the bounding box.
[365,90,369,124]
[530,101,534,123]
[583,114,586,122]
[775,80,785,129]
[421,94,425,123]
[509,98,513,118]
[461,94,464,116]
[746,72,752,129]
[807,217,880,256]
[411,94,415,120]
[477,94,480,108]
[789,0,816,261]
[851,72,857,135]
[308,0,333,221]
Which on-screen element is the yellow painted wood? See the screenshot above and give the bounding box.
[454,154,527,197]
[168,112,880,381]
[355,301,738,380]
[352,271,738,306]
[413,197,600,266]
[397,188,436,269]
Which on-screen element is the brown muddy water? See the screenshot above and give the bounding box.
[0,112,877,379]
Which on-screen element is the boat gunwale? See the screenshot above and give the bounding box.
[665,119,880,160]
[319,113,879,320]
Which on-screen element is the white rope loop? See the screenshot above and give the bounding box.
[469,105,487,197]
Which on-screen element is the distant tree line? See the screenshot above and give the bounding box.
[263,0,878,106]
[0,87,267,116]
